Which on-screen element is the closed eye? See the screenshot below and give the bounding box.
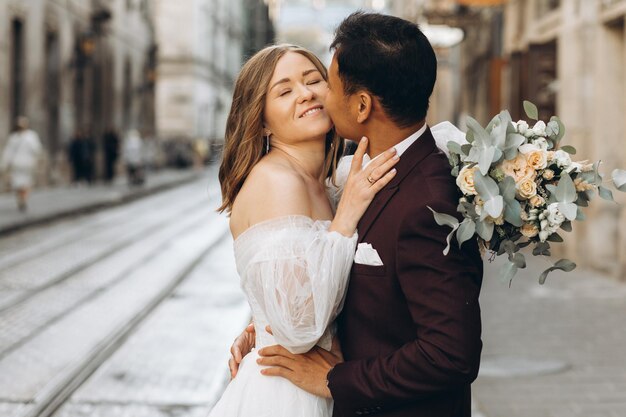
[307,79,322,85]
[279,90,291,97]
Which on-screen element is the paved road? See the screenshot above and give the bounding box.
[0,175,249,417]
[474,255,626,417]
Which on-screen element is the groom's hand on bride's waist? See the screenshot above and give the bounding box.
[257,343,343,399]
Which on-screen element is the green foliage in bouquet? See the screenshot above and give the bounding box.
[430,101,626,285]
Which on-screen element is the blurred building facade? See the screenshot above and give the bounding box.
[153,0,274,163]
[0,0,157,184]
[400,0,626,280]
[500,0,626,281]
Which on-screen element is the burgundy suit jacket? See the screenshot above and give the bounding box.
[328,128,483,417]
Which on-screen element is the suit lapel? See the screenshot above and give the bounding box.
[356,128,439,243]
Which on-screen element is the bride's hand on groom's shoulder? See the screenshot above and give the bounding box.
[228,323,256,379]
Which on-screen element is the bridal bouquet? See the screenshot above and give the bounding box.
[430,101,626,284]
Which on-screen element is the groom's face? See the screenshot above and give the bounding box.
[324,54,362,141]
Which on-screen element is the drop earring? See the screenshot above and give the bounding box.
[264,131,271,154]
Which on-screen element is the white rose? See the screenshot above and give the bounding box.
[516,120,529,136]
[546,203,565,227]
[554,150,572,168]
[539,230,551,242]
[532,121,547,137]
[456,165,479,196]
[533,138,549,151]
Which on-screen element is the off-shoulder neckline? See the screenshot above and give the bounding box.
[233,214,323,245]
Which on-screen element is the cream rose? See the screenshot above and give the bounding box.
[516,178,538,200]
[456,165,479,196]
[529,195,546,208]
[526,149,548,170]
[542,169,555,180]
[521,222,539,238]
[501,154,536,183]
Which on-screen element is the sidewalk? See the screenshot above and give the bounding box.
[473,254,626,417]
[0,167,210,235]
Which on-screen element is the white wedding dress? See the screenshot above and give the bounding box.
[207,215,358,417]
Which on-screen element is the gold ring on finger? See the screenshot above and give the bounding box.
[367,175,376,184]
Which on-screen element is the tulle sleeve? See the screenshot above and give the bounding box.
[239,217,357,354]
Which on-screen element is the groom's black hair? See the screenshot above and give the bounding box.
[330,12,437,128]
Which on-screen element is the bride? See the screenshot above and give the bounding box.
[212,44,400,417]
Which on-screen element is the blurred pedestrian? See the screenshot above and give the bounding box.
[68,128,96,186]
[103,127,120,183]
[122,129,145,186]
[82,128,96,184]
[0,116,43,212]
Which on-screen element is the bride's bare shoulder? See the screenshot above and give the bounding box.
[230,159,311,237]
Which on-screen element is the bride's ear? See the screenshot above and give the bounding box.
[355,92,373,124]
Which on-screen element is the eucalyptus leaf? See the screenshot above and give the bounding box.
[533,242,551,256]
[550,116,565,143]
[538,258,577,285]
[447,141,463,156]
[555,174,577,203]
[456,219,476,248]
[428,206,460,256]
[546,120,559,137]
[560,221,572,232]
[509,252,526,268]
[429,207,460,229]
[476,219,495,241]
[547,232,564,243]
[461,144,473,156]
[499,176,516,201]
[502,240,516,255]
[500,260,518,284]
[474,173,504,218]
[598,185,615,202]
[575,192,589,207]
[451,166,459,177]
[477,147,497,176]
[557,202,578,221]
[612,169,626,192]
[503,200,523,227]
[523,101,539,120]
[466,116,493,147]
[517,241,532,249]
[560,145,577,155]
[576,206,586,221]
[489,111,511,149]
[458,201,478,220]
[503,133,526,160]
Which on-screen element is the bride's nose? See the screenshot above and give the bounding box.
[296,84,315,103]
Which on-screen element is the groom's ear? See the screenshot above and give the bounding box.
[355,92,373,124]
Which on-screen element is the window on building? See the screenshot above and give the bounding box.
[10,18,25,128]
[528,40,558,121]
[536,0,561,16]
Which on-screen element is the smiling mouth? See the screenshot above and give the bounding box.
[299,107,323,118]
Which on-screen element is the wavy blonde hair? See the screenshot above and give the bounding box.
[218,44,344,214]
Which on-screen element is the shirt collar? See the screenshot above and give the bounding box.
[363,123,428,166]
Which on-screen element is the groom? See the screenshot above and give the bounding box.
[232,12,483,417]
